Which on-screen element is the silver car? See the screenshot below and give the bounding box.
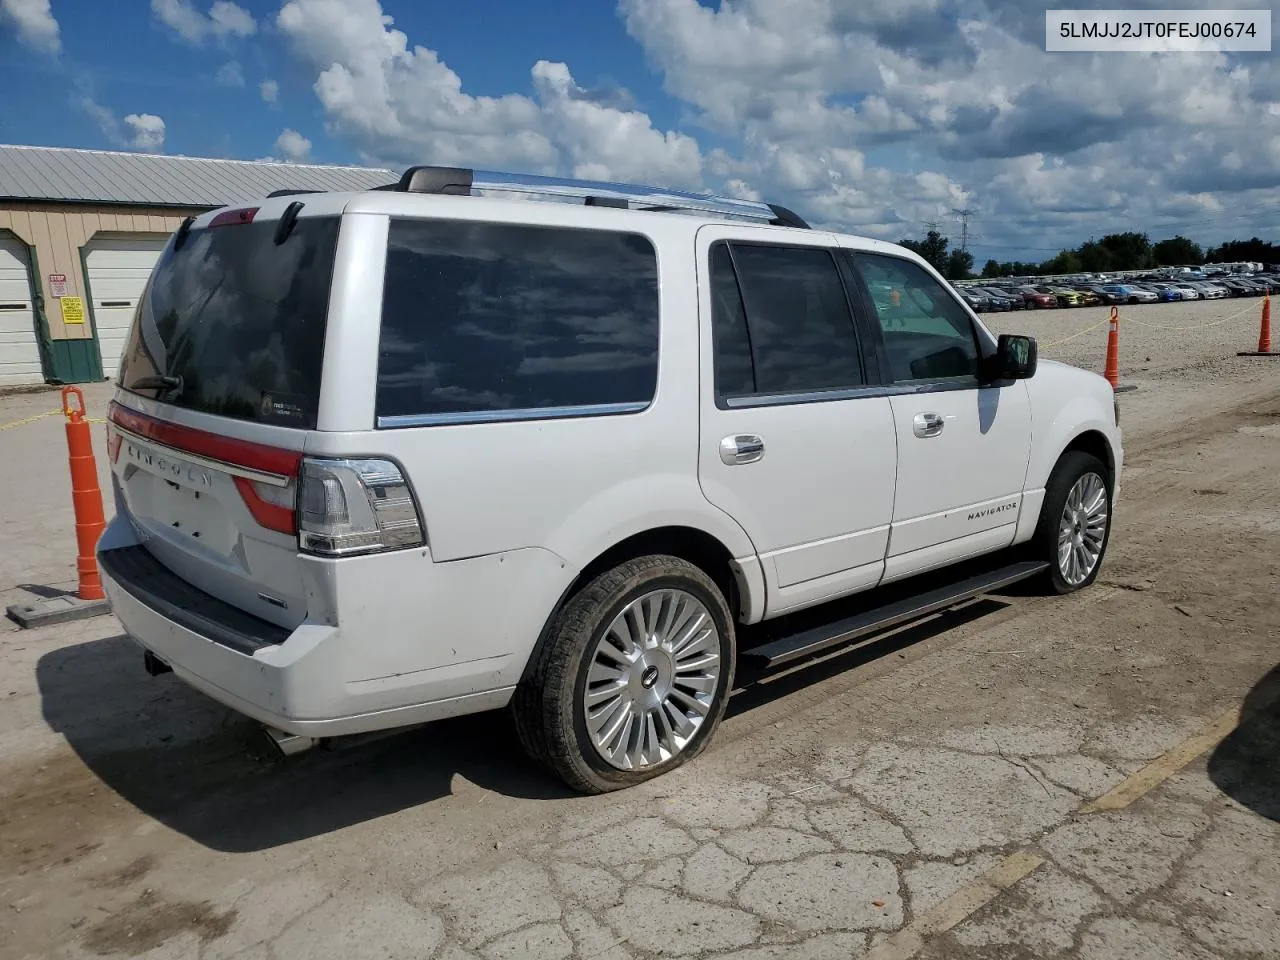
[1190,282,1229,299]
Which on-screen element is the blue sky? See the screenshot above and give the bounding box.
[0,0,677,163]
[1,0,1279,261]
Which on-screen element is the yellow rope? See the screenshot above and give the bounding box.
[0,409,106,431]
[1038,317,1110,348]
[1035,299,1264,349]
[0,409,61,431]
[1118,299,1260,331]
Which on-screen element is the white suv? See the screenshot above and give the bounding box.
[97,166,1122,793]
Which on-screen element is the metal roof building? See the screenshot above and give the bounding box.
[0,144,393,387]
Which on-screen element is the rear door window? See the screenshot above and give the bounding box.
[117,216,340,428]
[711,242,865,399]
[376,219,659,425]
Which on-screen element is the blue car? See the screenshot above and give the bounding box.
[1101,284,1159,304]
[1140,282,1186,302]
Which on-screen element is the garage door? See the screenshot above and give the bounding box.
[85,237,167,379]
[0,236,43,387]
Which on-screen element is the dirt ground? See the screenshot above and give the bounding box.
[0,297,1277,960]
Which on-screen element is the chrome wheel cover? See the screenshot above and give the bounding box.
[582,588,722,771]
[1058,472,1109,586]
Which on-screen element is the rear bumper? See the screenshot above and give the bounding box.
[97,518,518,738]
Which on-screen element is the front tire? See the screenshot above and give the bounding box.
[512,555,736,793]
[1033,451,1112,594]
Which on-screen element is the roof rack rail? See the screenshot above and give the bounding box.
[266,189,324,198]
[381,165,810,229]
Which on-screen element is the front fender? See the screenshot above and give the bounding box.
[1025,363,1122,492]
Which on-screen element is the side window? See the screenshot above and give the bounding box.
[724,243,864,396]
[376,219,659,422]
[854,253,980,384]
[709,243,755,396]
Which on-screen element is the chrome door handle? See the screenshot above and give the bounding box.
[913,413,945,438]
[720,434,765,465]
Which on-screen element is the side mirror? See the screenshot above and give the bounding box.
[990,334,1037,381]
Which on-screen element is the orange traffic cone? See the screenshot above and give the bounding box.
[61,386,107,600]
[1238,294,1275,357]
[1103,306,1120,388]
[1102,306,1137,392]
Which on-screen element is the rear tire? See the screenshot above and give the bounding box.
[512,555,736,794]
[1032,451,1112,595]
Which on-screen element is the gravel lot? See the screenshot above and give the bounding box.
[0,297,1277,960]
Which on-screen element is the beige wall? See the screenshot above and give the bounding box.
[0,202,203,340]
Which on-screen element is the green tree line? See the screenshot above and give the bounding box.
[898,230,975,280]
[976,234,1279,279]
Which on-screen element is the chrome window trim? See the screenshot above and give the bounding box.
[719,377,983,410]
[376,401,651,429]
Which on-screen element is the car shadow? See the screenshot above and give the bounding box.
[36,634,575,853]
[15,582,78,600]
[37,564,1026,853]
[1207,664,1280,822]
[729,598,1007,716]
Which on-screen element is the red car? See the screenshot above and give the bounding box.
[1012,285,1059,308]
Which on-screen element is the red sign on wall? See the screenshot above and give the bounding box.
[48,273,68,298]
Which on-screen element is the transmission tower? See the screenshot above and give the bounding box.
[952,208,975,253]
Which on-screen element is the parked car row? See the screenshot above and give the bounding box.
[957,273,1275,311]
[1118,275,1277,301]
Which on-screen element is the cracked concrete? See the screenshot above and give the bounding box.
[2,342,1280,959]
[737,853,902,932]
[844,742,1080,857]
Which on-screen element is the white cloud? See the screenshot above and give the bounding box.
[616,0,1280,253]
[531,60,702,187]
[125,113,167,151]
[79,98,166,153]
[79,97,120,142]
[260,78,279,103]
[268,0,1280,258]
[215,60,244,87]
[151,0,255,45]
[0,0,61,54]
[275,0,697,181]
[208,0,253,36]
[274,128,312,162]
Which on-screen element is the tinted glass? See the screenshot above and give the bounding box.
[377,219,658,421]
[854,253,980,383]
[709,243,755,396]
[117,217,339,427]
[730,244,863,394]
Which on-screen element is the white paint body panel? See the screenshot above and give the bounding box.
[693,223,897,614]
[884,383,1032,579]
[99,194,1123,738]
[0,235,41,386]
[84,236,168,378]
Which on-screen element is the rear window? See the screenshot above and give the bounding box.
[117,216,340,428]
[375,218,659,425]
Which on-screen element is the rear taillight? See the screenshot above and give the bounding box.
[297,458,424,557]
[106,419,122,463]
[234,476,297,535]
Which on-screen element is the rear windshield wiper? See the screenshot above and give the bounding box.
[128,374,183,394]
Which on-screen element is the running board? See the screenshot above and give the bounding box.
[744,560,1049,669]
